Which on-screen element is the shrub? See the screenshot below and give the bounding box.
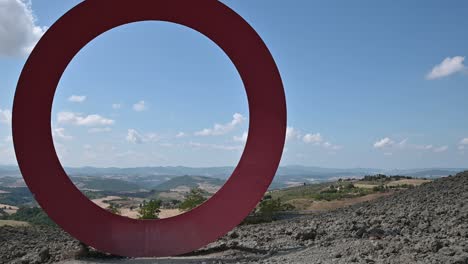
[5,207,56,226]
[372,185,385,192]
[241,196,295,225]
[258,197,294,216]
[138,199,161,219]
[178,188,207,211]
[107,203,121,215]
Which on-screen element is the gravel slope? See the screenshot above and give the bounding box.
[0,225,83,264]
[207,171,468,263]
[3,171,468,264]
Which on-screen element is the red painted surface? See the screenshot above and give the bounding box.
[13,0,286,257]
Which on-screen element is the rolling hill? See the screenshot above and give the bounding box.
[154,175,225,193]
[71,176,142,192]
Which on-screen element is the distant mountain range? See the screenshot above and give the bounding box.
[1,165,465,179]
[0,166,467,191]
[1,165,467,207]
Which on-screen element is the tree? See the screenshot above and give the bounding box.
[178,188,207,211]
[372,185,386,192]
[107,203,121,215]
[138,199,161,219]
[257,196,294,216]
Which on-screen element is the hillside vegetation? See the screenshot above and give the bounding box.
[269,175,429,212]
[154,175,224,192]
[0,173,430,222]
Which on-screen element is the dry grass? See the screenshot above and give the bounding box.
[91,196,122,209]
[385,179,431,187]
[170,186,192,193]
[355,179,431,189]
[197,183,221,194]
[0,203,19,214]
[159,209,183,219]
[0,220,29,227]
[354,183,377,189]
[287,192,394,211]
[159,192,185,200]
[91,196,183,219]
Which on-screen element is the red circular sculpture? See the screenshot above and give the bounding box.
[12,0,286,257]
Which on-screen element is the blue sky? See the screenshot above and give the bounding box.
[1,0,468,168]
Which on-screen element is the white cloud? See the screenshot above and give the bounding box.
[415,144,433,150]
[233,131,248,142]
[126,129,143,144]
[0,0,46,57]
[433,146,448,153]
[286,127,301,141]
[426,56,466,80]
[112,103,122,110]
[57,112,115,126]
[283,127,341,150]
[53,127,72,140]
[126,129,160,144]
[145,133,160,142]
[398,139,431,151]
[0,109,11,123]
[374,137,449,154]
[188,142,243,151]
[88,127,112,133]
[397,138,408,148]
[4,135,13,142]
[303,133,323,144]
[133,100,146,112]
[373,137,394,149]
[175,132,186,138]
[68,95,86,103]
[323,141,342,150]
[212,145,243,151]
[457,138,468,152]
[195,113,245,136]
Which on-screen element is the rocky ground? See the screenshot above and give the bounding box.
[0,225,83,264]
[3,171,468,264]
